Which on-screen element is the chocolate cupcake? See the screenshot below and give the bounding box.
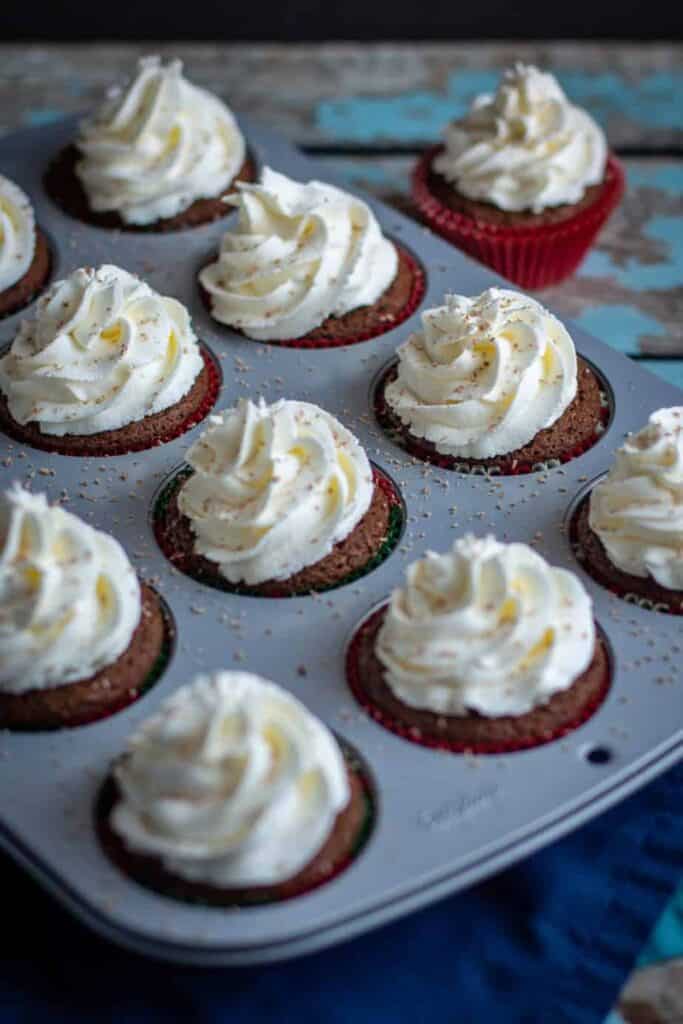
[572,407,683,614]
[413,63,623,288]
[0,264,219,457]
[0,176,51,319]
[45,55,253,232]
[199,167,425,348]
[154,397,404,596]
[376,287,608,475]
[347,534,610,754]
[0,486,171,730]
[97,671,373,906]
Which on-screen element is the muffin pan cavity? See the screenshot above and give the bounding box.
[0,115,681,967]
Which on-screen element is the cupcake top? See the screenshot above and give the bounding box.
[199,167,398,340]
[178,397,374,585]
[111,670,350,887]
[0,175,36,294]
[0,485,141,694]
[434,63,607,214]
[76,56,246,226]
[384,287,577,459]
[376,534,595,717]
[589,407,683,589]
[0,263,203,437]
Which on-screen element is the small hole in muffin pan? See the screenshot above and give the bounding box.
[0,342,222,458]
[371,353,614,476]
[196,239,426,350]
[94,734,376,909]
[345,603,612,755]
[150,462,406,598]
[581,744,614,765]
[0,585,176,732]
[567,481,683,616]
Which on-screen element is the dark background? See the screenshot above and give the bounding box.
[3,0,683,40]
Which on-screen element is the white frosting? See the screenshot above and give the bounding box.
[434,63,607,213]
[76,56,246,226]
[179,398,374,585]
[0,486,141,695]
[589,407,683,589]
[376,535,595,717]
[0,264,203,437]
[0,176,36,294]
[199,167,398,340]
[111,671,350,887]
[384,287,577,459]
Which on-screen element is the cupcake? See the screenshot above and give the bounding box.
[96,671,372,906]
[376,287,607,475]
[0,175,51,319]
[154,397,403,596]
[573,407,683,613]
[347,535,610,753]
[0,263,219,456]
[199,167,425,348]
[0,485,170,729]
[413,63,624,288]
[45,56,253,232]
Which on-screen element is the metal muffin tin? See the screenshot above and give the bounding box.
[1,116,682,966]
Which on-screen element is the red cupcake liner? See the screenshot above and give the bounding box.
[0,343,221,458]
[373,361,612,476]
[412,148,625,289]
[569,496,683,616]
[200,244,426,350]
[346,605,612,755]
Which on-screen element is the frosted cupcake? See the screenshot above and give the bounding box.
[573,407,683,613]
[0,264,218,456]
[347,535,610,753]
[376,287,607,474]
[199,167,425,348]
[154,397,403,595]
[413,63,624,287]
[0,176,51,318]
[0,486,170,729]
[45,56,253,231]
[97,671,372,905]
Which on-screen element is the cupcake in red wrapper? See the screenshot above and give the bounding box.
[0,486,172,731]
[412,63,624,288]
[571,407,683,615]
[375,286,609,476]
[347,534,611,755]
[0,264,219,457]
[44,55,254,233]
[97,671,374,906]
[199,167,425,348]
[0,176,51,320]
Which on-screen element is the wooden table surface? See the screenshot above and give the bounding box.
[0,42,682,1024]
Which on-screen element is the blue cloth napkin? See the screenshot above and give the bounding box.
[1,763,681,1024]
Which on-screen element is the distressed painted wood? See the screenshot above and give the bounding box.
[0,43,682,150]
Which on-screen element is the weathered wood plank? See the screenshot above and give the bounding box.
[0,43,682,150]
[316,155,683,361]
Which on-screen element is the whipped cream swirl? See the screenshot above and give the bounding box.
[0,176,36,294]
[0,486,141,694]
[199,167,398,340]
[376,534,595,717]
[111,671,350,887]
[384,287,577,459]
[434,63,607,213]
[77,56,246,226]
[589,407,683,589]
[179,398,374,584]
[0,263,203,436]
